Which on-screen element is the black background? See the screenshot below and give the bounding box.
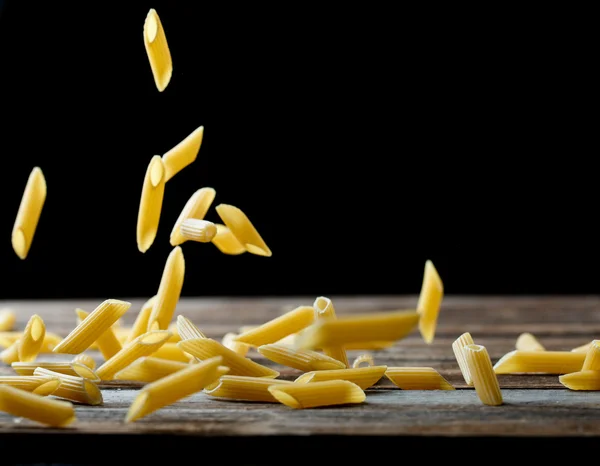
[0,1,596,299]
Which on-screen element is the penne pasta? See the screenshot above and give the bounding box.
[17,314,46,362]
[136,155,166,253]
[170,187,216,246]
[96,330,172,380]
[176,315,206,341]
[515,332,545,351]
[34,368,102,406]
[126,296,156,344]
[114,356,188,383]
[150,342,191,362]
[215,204,272,257]
[72,354,96,370]
[572,341,593,353]
[234,305,315,348]
[295,310,419,350]
[0,375,60,393]
[352,353,375,368]
[166,323,181,342]
[205,375,294,402]
[12,166,47,260]
[180,219,217,243]
[53,300,131,354]
[211,224,247,255]
[268,380,366,409]
[559,370,600,390]
[452,332,475,386]
[493,350,585,374]
[313,297,348,367]
[162,126,204,183]
[464,344,503,406]
[295,366,387,390]
[581,340,600,371]
[0,385,75,427]
[126,356,226,422]
[147,246,185,331]
[178,338,279,378]
[222,332,250,357]
[0,340,20,364]
[39,333,64,353]
[12,361,100,381]
[76,309,122,360]
[417,260,444,344]
[257,344,346,372]
[0,309,16,331]
[143,8,172,92]
[384,367,455,390]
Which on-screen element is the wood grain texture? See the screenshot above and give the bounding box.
[1,295,600,459]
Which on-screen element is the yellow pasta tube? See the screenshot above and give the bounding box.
[464,344,503,406]
[234,305,315,347]
[0,331,21,348]
[38,332,64,353]
[257,344,346,372]
[162,126,205,183]
[572,341,593,353]
[222,332,250,357]
[215,204,272,257]
[0,375,60,393]
[52,300,130,354]
[178,338,279,378]
[170,187,216,246]
[417,260,443,344]
[147,246,185,331]
[313,297,348,367]
[296,310,419,350]
[295,366,387,390]
[180,219,217,243]
[34,368,102,405]
[150,342,191,362]
[96,330,172,380]
[0,385,75,427]
[126,356,225,422]
[125,296,156,344]
[559,370,600,390]
[12,361,99,381]
[493,350,585,374]
[136,155,166,253]
[352,353,375,368]
[114,356,188,383]
[452,332,475,386]
[75,308,122,360]
[176,315,206,340]
[384,367,455,390]
[0,309,16,331]
[72,354,96,370]
[515,332,545,351]
[346,341,397,350]
[0,340,20,364]
[166,323,181,342]
[17,314,45,362]
[581,340,600,371]
[205,375,293,402]
[12,166,47,260]
[143,8,172,92]
[268,380,365,409]
[211,224,247,255]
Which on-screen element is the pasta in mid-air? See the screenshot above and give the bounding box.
[143,8,172,92]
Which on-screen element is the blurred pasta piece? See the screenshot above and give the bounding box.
[295,366,387,390]
[205,375,293,402]
[352,353,375,368]
[115,357,188,383]
[559,370,600,390]
[0,309,16,331]
[385,367,454,390]
[417,260,443,344]
[0,385,75,427]
[258,344,346,372]
[515,332,545,351]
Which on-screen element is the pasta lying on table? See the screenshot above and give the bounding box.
[126,296,156,344]
[515,332,545,351]
[136,155,166,253]
[0,309,16,331]
[204,375,294,402]
[559,370,600,390]
[581,340,600,371]
[170,187,216,246]
[147,246,185,331]
[417,260,444,344]
[0,385,76,427]
[177,315,206,341]
[114,357,188,383]
[295,366,387,390]
[464,344,503,406]
[258,344,346,372]
[126,356,226,422]
[34,368,103,406]
[493,350,585,374]
[0,375,60,394]
[180,219,217,243]
[384,367,454,390]
[572,341,593,353]
[143,8,172,92]
[215,204,272,257]
[162,125,204,183]
[72,354,96,370]
[313,297,348,367]
[12,166,47,260]
[452,332,475,386]
[76,309,122,360]
[268,380,366,409]
[12,361,98,381]
[211,224,247,255]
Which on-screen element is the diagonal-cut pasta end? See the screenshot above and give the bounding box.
[84,379,103,406]
[492,350,518,374]
[268,387,302,409]
[32,378,61,396]
[126,391,150,423]
[71,363,100,382]
[150,156,165,188]
[310,360,347,371]
[11,228,27,260]
[244,243,272,257]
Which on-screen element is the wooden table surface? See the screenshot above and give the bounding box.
[1,295,600,462]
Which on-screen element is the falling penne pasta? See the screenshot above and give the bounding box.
[215,204,272,257]
[162,126,204,183]
[170,187,216,246]
[176,315,206,341]
[205,375,294,402]
[571,341,592,353]
[72,354,96,370]
[150,342,191,362]
[384,367,455,390]
[352,353,375,368]
[180,219,217,243]
[257,344,346,372]
[143,8,172,92]
[234,305,315,347]
[96,330,172,381]
[137,155,166,253]
[313,297,348,367]
[515,332,545,351]
[464,344,503,406]
[493,350,585,374]
[147,246,185,331]
[52,300,131,354]
[0,309,16,331]
[114,357,188,383]
[126,296,156,344]
[76,308,122,360]
[268,380,366,409]
[0,375,60,393]
[211,224,247,255]
[11,166,47,260]
[296,309,419,350]
[581,340,600,371]
[295,366,387,390]
[178,338,279,378]
[34,368,102,406]
[221,332,250,357]
[126,356,226,422]
[452,332,475,386]
[12,361,99,381]
[417,260,443,344]
[0,385,75,427]
[559,370,600,390]
[16,314,45,362]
